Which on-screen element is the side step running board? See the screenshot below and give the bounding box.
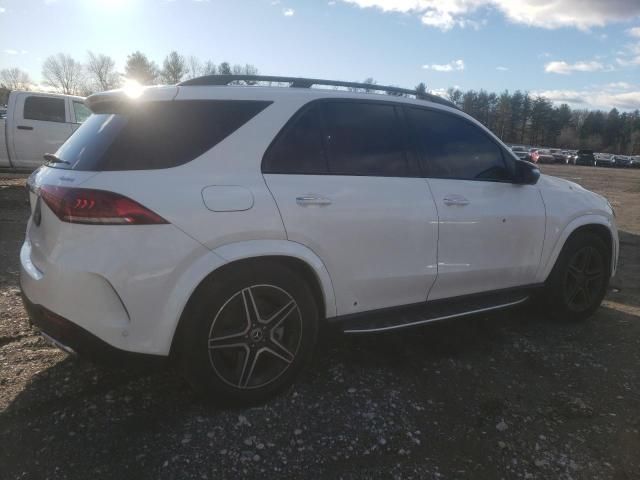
[331,287,538,334]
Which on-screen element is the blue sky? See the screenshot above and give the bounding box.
[1,0,640,109]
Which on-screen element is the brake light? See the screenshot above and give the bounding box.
[39,185,168,225]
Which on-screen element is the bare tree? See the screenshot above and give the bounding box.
[86,51,120,92]
[160,51,187,84]
[0,67,33,91]
[42,53,86,95]
[202,60,217,75]
[185,56,202,80]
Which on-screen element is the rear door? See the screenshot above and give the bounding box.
[263,100,439,316]
[12,93,74,168]
[406,106,546,301]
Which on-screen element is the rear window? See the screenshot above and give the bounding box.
[52,100,271,171]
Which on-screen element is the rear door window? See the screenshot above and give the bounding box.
[407,107,512,182]
[323,101,409,177]
[53,100,271,171]
[24,96,66,123]
[72,101,91,123]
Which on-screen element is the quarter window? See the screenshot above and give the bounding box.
[408,108,511,181]
[23,96,66,123]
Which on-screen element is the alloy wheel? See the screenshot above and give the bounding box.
[563,246,605,312]
[207,284,303,389]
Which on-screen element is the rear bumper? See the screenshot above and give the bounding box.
[21,292,165,367]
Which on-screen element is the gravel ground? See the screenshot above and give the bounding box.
[1,165,639,479]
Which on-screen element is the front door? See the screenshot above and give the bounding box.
[406,106,546,301]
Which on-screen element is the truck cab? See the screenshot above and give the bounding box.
[0,91,90,171]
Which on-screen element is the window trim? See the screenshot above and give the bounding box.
[23,95,67,124]
[404,105,517,184]
[262,98,421,178]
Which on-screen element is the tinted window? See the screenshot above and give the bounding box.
[324,102,408,176]
[73,101,91,123]
[53,100,270,171]
[408,108,511,181]
[262,104,326,174]
[24,96,65,123]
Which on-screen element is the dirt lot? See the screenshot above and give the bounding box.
[1,165,639,479]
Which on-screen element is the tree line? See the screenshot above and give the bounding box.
[445,88,640,155]
[1,56,638,155]
[0,50,258,100]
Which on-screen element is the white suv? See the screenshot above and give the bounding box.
[20,76,618,404]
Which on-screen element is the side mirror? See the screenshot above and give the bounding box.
[514,159,540,185]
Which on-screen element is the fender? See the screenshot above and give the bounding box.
[536,213,618,283]
[213,239,337,318]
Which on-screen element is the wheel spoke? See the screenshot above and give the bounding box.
[239,346,260,387]
[567,284,582,305]
[567,263,582,277]
[264,300,296,328]
[242,287,262,324]
[580,248,593,271]
[208,333,248,350]
[264,338,295,364]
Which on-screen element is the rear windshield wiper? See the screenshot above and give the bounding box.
[43,153,70,165]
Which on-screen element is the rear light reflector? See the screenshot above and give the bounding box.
[39,185,168,225]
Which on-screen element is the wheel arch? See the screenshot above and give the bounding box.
[539,215,617,282]
[169,240,336,357]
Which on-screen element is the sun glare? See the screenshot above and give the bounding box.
[122,79,144,98]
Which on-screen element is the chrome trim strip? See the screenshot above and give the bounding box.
[343,297,529,334]
[41,332,77,356]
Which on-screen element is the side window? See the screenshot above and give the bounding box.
[262,104,327,174]
[324,102,408,176]
[73,101,91,124]
[408,108,511,181]
[23,96,66,123]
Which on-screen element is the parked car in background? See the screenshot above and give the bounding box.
[534,149,555,164]
[631,156,640,168]
[549,149,569,164]
[0,106,7,119]
[510,145,530,161]
[567,150,578,164]
[595,153,615,167]
[20,75,618,404]
[613,155,633,168]
[575,150,596,166]
[0,91,90,171]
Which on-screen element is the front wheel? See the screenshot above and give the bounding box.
[544,233,609,321]
[178,261,319,405]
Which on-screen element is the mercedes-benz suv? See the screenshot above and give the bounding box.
[20,76,618,404]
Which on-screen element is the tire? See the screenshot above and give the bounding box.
[178,260,319,405]
[544,232,610,322]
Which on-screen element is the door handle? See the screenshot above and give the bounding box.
[17,125,34,131]
[443,195,470,207]
[296,195,332,206]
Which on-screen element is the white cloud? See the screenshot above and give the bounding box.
[283,7,294,16]
[4,49,19,55]
[628,26,640,37]
[496,66,508,71]
[534,85,640,110]
[423,59,464,72]
[544,60,607,74]
[339,0,640,31]
[0,7,5,13]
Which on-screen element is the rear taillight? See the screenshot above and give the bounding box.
[39,185,168,225]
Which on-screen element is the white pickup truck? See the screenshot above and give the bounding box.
[0,91,90,171]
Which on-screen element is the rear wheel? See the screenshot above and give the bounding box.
[545,233,609,321]
[178,261,319,405]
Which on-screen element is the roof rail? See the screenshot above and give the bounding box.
[178,75,456,109]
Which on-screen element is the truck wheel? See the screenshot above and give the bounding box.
[544,233,609,322]
[178,261,319,405]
